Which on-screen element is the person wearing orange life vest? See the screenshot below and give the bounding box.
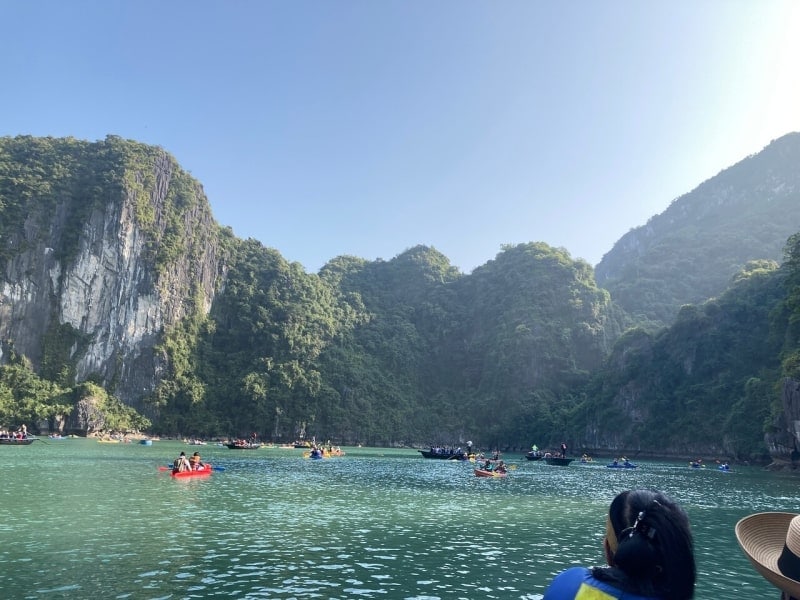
[190,451,206,470]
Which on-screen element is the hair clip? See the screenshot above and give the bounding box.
[630,510,658,540]
[630,510,645,536]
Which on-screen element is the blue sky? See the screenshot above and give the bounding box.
[2,1,799,273]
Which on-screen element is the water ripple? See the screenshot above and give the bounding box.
[0,445,793,598]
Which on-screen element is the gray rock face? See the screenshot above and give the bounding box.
[0,147,222,412]
[767,378,800,466]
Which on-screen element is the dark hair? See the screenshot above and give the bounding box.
[593,489,695,599]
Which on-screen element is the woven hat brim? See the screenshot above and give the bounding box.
[736,512,800,598]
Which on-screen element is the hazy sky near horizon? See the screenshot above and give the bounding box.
[2,1,799,273]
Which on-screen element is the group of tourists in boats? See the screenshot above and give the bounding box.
[526,443,569,461]
[419,441,481,461]
[172,451,207,473]
[478,458,508,473]
[0,424,28,440]
[689,458,731,471]
[228,438,260,448]
[307,443,345,459]
[426,444,469,457]
[224,433,262,449]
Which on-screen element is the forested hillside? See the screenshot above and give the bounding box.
[576,258,786,459]
[149,241,619,447]
[311,244,619,446]
[1,134,799,461]
[596,133,800,328]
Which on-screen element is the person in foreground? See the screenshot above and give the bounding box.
[736,511,800,599]
[543,489,696,600]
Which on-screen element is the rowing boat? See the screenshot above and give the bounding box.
[225,442,261,450]
[418,449,469,460]
[544,457,573,466]
[0,437,36,445]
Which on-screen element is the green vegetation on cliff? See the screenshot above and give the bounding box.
[2,135,799,460]
[596,133,800,328]
[577,255,791,460]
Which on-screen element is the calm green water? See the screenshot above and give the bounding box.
[0,441,795,599]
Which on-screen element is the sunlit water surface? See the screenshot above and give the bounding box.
[0,441,796,599]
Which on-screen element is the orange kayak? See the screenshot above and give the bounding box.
[474,468,507,478]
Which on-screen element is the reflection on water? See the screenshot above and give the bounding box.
[0,442,796,599]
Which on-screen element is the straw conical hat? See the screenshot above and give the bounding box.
[735,512,800,599]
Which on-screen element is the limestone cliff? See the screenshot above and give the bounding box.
[765,378,800,469]
[0,136,223,412]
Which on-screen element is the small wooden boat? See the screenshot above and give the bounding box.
[171,465,212,478]
[140,439,153,446]
[418,449,468,460]
[544,457,573,466]
[0,437,36,445]
[525,451,543,461]
[474,468,507,478]
[225,442,261,450]
[607,461,637,469]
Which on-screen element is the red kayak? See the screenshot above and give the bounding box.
[171,465,212,478]
[474,468,507,478]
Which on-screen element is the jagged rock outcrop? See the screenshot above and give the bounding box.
[765,378,800,470]
[0,137,223,412]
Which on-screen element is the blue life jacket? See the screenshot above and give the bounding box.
[543,567,660,600]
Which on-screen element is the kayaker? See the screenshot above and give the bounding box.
[173,451,192,472]
[542,488,696,599]
[190,451,205,470]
